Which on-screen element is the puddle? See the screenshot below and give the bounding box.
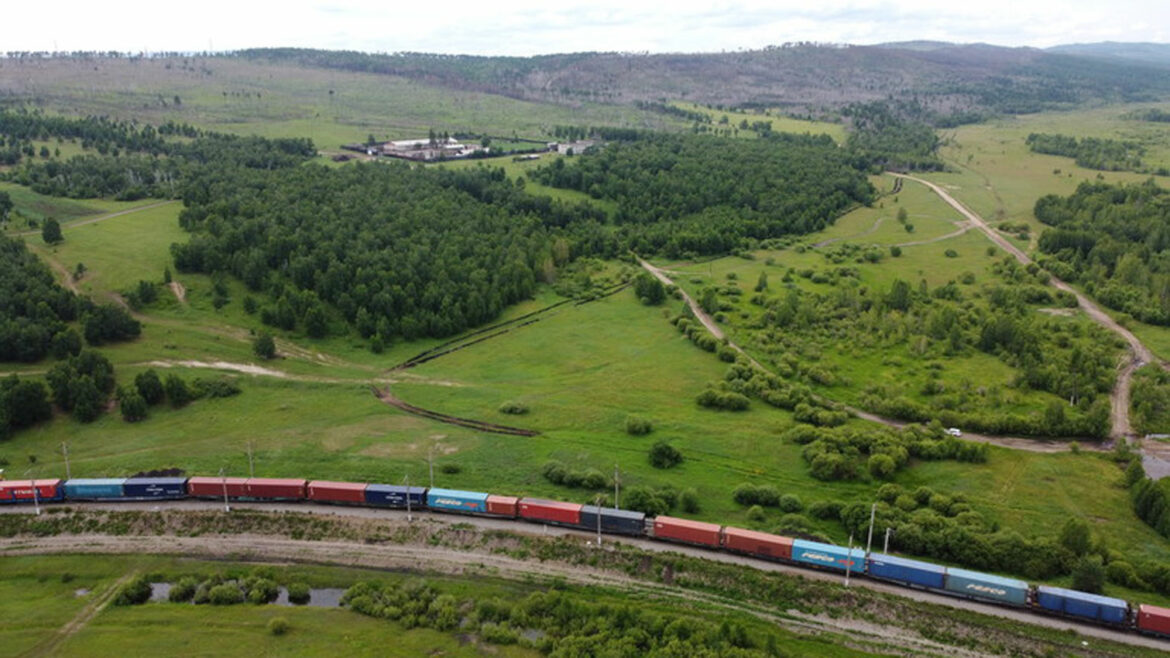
[148,583,344,607]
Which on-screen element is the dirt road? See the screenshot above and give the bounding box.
[638,257,1105,454]
[1,501,1165,652]
[13,200,177,237]
[893,173,1163,448]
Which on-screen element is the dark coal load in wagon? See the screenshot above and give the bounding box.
[579,505,646,536]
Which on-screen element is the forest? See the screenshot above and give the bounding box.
[841,100,945,171]
[1035,180,1170,326]
[1025,132,1148,172]
[530,132,875,258]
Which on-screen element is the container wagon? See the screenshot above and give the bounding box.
[721,527,792,561]
[187,476,249,499]
[62,478,127,500]
[364,484,426,508]
[245,478,306,501]
[307,481,367,504]
[122,477,188,500]
[1035,585,1130,625]
[652,516,723,548]
[942,567,1029,606]
[866,553,945,589]
[1137,604,1170,638]
[0,479,63,504]
[790,539,865,573]
[427,488,489,514]
[578,505,646,536]
[486,495,520,518]
[518,498,583,526]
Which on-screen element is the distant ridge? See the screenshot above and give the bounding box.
[1046,42,1170,68]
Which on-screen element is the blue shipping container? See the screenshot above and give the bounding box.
[122,477,188,500]
[63,478,127,500]
[943,568,1029,606]
[426,488,489,513]
[1036,586,1129,624]
[364,484,427,508]
[790,539,865,572]
[866,553,945,589]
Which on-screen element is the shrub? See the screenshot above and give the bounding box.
[440,463,462,475]
[247,578,280,604]
[680,487,701,513]
[778,494,803,513]
[774,513,812,535]
[169,576,199,603]
[134,369,165,405]
[498,400,528,415]
[876,484,903,504]
[895,494,918,512]
[944,249,958,258]
[913,487,934,505]
[695,387,750,411]
[732,483,780,507]
[113,575,152,606]
[287,582,311,605]
[164,374,191,408]
[209,583,245,605]
[649,441,683,469]
[267,617,290,636]
[746,505,766,522]
[867,454,897,479]
[1071,555,1106,594]
[622,486,670,515]
[809,500,844,520]
[119,390,148,422]
[253,332,276,360]
[625,415,652,436]
[889,246,902,257]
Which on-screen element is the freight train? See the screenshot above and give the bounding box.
[2,475,1168,639]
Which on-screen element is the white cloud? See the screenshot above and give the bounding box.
[5,0,1169,55]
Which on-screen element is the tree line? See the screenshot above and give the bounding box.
[1025,132,1148,173]
[1035,180,1170,326]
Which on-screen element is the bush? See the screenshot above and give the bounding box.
[209,583,245,605]
[680,488,701,513]
[622,486,671,515]
[247,578,280,604]
[778,494,803,513]
[253,332,276,360]
[169,577,199,603]
[498,400,528,415]
[695,387,750,411]
[267,617,290,636]
[119,389,148,422]
[747,505,766,522]
[732,483,780,507]
[1071,555,1106,594]
[113,575,152,606]
[648,441,683,469]
[867,453,897,479]
[287,582,311,605]
[809,500,844,520]
[944,249,958,258]
[135,369,165,405]
[625,415,652,436]
[774,513,812,535]
[164,374,191,408]
[440,463,462,475]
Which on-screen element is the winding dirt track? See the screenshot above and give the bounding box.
[637,258,1105,454]
[892,173,1164,445]
[1,501,1165,652]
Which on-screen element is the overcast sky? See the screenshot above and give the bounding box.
[8,1,1169,56]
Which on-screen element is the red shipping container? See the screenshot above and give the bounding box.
[246,478,306,499]
[653,516,723,547]
[518,498,582,525]
[1138,604,1170,637]
[187,476,248,498]
[486,495,519,517]
[307,481,366,504]
[722,527,793,560]
[0,479,62,501]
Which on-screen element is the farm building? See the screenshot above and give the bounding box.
[381,137,482,161]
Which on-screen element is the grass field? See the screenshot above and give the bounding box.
[671,101,848,142]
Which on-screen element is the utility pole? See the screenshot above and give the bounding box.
[428,447,434,489]
[404,475,412,522]
[595,494,603,547]
[61,443,71,481]
[25,469,41,516]
[613,464,620,509]
[246,442,254,478]
[844,533,854,588]
[218,467,230,513]
[884,527,893,553]
[865,502,876,555]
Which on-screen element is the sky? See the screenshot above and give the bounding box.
[7,1,1169,56]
